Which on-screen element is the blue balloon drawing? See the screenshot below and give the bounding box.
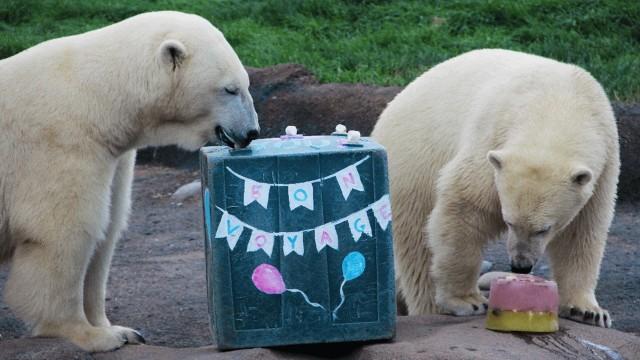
[333,251,366,319]
[342,251,365,281]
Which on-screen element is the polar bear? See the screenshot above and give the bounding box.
[0,11,259,351]
[371,49,618,328]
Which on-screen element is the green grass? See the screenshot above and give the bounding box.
[1,0,639,101]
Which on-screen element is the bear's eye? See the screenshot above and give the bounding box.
[533,226,551,236]
[224,86,239,95]
[505,221,514,228]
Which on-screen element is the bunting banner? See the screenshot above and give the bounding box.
[227,156,371,211]
[212,194,391,258]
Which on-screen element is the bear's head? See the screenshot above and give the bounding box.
[487,150,595,274]
[135,14,259,151]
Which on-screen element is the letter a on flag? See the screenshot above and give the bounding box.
[336,165,364,200]
[247,230,275,257]
[314,223,339,252]
[282,232,304,256]
[243,179,270,209]
[288,182,314,211]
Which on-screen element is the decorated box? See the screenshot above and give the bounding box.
[200,132,395,349]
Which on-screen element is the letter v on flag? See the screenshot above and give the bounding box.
[336,165,364,199]
[215,211,243,250]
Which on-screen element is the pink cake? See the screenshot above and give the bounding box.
[486,274,559,332]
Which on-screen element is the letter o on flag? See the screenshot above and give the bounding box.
[293,188,308,201]
[255,235,266,248]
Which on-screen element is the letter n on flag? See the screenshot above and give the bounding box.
[336,165,364,200]
[314,223,339,252]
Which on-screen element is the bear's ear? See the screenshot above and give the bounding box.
[487,150,504,170]
[571,167,593,186]
[159,39,187,72]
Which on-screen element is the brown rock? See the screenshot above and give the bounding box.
[246,64,401,138]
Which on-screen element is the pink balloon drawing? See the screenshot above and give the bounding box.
[251,264,286,294]
[252,264,326,311]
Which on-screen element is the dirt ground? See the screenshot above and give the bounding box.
[0,164,639,350]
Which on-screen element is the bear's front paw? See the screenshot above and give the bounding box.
[560,303,612,328]
[436,292,488,316]
[39,324,146,352]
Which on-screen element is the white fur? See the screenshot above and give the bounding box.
[372,49,618,328]
[0,11,258,351]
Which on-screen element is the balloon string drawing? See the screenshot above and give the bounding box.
[251,251,366,318]
[332,251,365,319]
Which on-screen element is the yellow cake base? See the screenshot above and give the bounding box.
[486,308,559,333]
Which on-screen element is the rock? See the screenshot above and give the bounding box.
[15,316,627,360]
[171,180,201,202]
[136,65,640,202]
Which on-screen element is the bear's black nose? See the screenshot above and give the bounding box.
[246,129,259,142]
[511,264,533,274]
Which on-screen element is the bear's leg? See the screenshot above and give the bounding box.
[547,164,616,328]
[83,150,144,342]
[429,196,501,316]
[5,230,137,351]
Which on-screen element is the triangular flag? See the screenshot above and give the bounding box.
[282,232,304,256]
[336,165,364,200]
[214,211,228,238]
[347,210,372,242]
[215,211,243,250]
[373,195,392,231]
[247,230,275,257]
[243,179,270,209]
[314,223,339,252]
[288,182,314,211]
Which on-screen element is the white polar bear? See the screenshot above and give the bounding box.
[0,11,259,351]
[372,49,618,328]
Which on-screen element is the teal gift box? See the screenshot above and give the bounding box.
[200,134,396,349]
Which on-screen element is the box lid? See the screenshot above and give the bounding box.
[201,135,383,159]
